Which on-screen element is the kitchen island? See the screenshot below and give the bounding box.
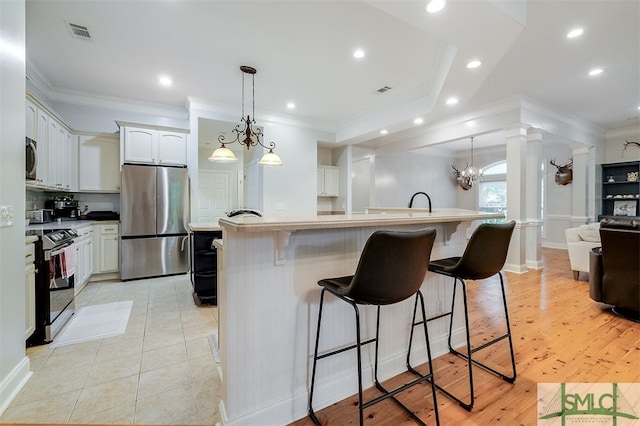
[208,209,502,425]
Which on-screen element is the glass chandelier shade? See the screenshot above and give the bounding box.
[209,66,283,166]
[463,137,482,186]
[453,136,483,189]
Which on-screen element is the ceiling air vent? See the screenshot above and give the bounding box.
[67,22,92,40]
[376,86,392,94]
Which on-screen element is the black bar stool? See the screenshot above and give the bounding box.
[409,220,516,411]
[308,228,439,426]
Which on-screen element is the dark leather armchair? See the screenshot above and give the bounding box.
[589,218,640,321]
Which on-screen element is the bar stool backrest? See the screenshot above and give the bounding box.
[343,228,437,305]
[453,220,516,280]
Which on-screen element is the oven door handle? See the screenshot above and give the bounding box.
[46,241,75,260]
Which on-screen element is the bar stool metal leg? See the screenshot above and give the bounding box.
[308,227,439,425]
[448,273,517,383]
[309,290,439,425]
[408,271,516,412]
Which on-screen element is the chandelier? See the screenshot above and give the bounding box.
[452,136,483,190]
[209,65,283,166]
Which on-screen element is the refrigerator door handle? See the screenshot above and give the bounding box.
[180,235,189,252]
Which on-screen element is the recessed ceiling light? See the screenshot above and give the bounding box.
[588,68,603,76]
[446,97,459,105]
[158,75,172,87]
[567,28,584,39]
[426,0,446,13]
[353,49,365,59]
[286,102,295,110]
[466,60,482,69]
[414,118,424,125]
[380,129,388,135]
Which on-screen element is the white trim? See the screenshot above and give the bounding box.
[526,260,544,269]
[0,356,32,416]
[504,262,528,274]
[27,60,188,121]
[542,242,567,250]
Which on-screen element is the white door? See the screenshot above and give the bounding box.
[198,170,233,222]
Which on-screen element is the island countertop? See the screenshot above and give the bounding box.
[216,208,502,233]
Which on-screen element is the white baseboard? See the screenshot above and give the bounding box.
[542,242,567,250]
[504,262,528,274]
[0,356,32,416]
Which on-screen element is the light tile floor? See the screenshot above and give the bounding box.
[0,275,222,425]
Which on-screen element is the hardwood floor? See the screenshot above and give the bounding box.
[291,248,640,426]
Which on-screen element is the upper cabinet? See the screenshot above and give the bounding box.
[26,94,77,191]
[317,166,339,197]
[118,121,188,166]
[78,134,120,192]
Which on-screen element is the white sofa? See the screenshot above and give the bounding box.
[565,222,601,280]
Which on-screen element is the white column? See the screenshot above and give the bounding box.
[570,145,595,226]
[504,124,529,273]
[525,130,544,269]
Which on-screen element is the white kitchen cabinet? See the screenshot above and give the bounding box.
[317,166,339,197]
[27,94,77,191]
[35,106,50,185]
[119,122,188,166]
[46,112,60,188]
[123,127,157,164]
[78,134,120,192]
[25,241,36,340]
[67,132,78,192]
[157,131,188,165]
[75,226,93,294]
[93,223,119,274]
[26,99,37,140]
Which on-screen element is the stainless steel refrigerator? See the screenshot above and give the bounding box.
[120,164,190,280]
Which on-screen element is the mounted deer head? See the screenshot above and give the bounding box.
[549,158,573,185]
[452,164,473,190]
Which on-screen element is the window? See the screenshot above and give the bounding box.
[479,161,507,221]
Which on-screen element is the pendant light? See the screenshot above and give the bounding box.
[209,66,283,166]
[452,136,483,190]
[461,136,482,186]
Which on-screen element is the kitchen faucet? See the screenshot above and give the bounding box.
[408,192,432,212]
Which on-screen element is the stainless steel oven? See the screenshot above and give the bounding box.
[26,137,37,181]
[27,228,78,345]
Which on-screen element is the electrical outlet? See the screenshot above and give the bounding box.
[0,205,15,227]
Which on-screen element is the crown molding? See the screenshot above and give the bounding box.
[27,60,188,121]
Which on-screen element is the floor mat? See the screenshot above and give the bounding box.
[49,300,133,348]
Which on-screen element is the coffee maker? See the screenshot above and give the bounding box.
[45,195,79,219]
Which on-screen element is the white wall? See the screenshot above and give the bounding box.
[0,0,31,415]
[604,125,640,164]
[261,123,332,217]
[373,150,458,209]
[543,142,574,246]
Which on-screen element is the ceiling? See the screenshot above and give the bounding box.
[25,0,639,153]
